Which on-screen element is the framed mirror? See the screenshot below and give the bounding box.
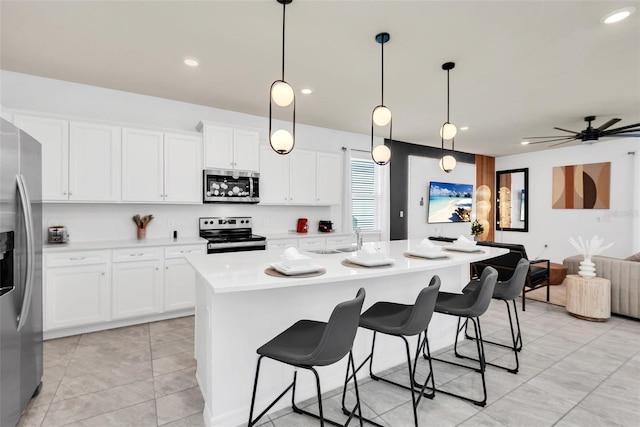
[496,168,528,232]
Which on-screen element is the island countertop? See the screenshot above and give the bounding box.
[186,239,508,294]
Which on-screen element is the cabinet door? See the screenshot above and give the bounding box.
[289,150,316,205]
[14,115,69,201]
[121,128,164,202]
[233,129,260,171]
[112,260,163,319]
[267,238,298,250]
[259,145,289,204]
[164,258,196,311]
[203,125,234,169]
[69,122,121,202]
[44,265,109,330]
[164,133,202,203]
[316,152,342,205]
[298,237,326,251]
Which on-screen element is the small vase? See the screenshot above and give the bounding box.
[137,228,146,240]
[578,258,596,278]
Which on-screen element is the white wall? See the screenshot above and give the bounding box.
[496,138,640,262]
[1,70,382,241]
[407,155,476,240]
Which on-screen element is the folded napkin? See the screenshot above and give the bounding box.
[455,235,477,246]
[415,238,441,253]
[282,247,312,268]
[357,243,387,260]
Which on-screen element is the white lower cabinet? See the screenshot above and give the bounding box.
[44,251,110,330]
[112,259,163,319]
[267,238,298,250]
[164,259,196,311]
[297,237,326,251]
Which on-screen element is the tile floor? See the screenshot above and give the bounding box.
[18,298,639,427]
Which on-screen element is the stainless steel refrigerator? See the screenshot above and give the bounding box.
[0,118,43,427]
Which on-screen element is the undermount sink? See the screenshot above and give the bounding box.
[307,249,341,254]
[335,246,358,253]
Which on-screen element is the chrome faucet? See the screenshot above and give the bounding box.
[355,228,363,250]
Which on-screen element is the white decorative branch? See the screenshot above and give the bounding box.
[568,235,614,260]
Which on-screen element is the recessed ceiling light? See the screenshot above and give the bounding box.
[184,58,199,67]
[602,7,635,24]
[301,88,313,95]
[521,141,530,145]
[460,126,469,131]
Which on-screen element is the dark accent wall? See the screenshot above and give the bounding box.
[386,139,476,240]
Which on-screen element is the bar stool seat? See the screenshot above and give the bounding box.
[248,288,366,427]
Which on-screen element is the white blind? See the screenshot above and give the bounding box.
[351,157,383,231]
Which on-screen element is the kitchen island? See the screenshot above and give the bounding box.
[187,240,508,427]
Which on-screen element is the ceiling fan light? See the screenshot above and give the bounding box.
[271,81,295,107]
[439,155,457,173]
[602,7,635,24]
[270,129,294,154]
[440,122,457,140]
[372,106,392,127]
[372,144,391,165]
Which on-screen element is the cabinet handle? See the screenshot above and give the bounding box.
[62,192,67,195]
[179,250,191,254]
[130,253,144,257]
[156,267,159,271]
[166,266,169,270]
[69,192,73,196]
[69,256,85,261]
[101,272,105,276]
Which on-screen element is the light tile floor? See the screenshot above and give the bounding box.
[18,298,639,426]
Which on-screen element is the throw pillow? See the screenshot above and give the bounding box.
[625,252,640,262]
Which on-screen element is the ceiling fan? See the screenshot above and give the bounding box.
[524,116,640,147]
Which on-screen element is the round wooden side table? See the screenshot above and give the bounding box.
[565,274,611,321]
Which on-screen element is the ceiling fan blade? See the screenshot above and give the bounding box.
[550,140,572,147]
[602,122,640,133]
[522,135,569,139]
[527,137,575,145]
[553,127,580,134]
[597,118,621,131]
[602,128,640,135]
[614,133,640,137]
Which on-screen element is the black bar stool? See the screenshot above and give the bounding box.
[461,258,529,373]
[424,267,497,407]
[248,288,366,427]
[342,276,441,427]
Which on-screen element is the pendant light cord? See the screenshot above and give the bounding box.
[380,41,385,105]
[446,68,450,122]
[281,3,286,81]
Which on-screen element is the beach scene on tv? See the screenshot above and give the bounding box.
[428,181,473,223]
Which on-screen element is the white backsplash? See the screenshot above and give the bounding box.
[43,203,342,242]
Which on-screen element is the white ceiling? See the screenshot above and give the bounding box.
[1,0,639,157]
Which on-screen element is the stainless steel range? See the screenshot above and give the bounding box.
[199,217,266,254]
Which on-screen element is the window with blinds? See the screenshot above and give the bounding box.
[351,157,384,231]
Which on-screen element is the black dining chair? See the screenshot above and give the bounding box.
[248,288,366,427]
[342,276,441,427]
[461,258,529,373]
[424,267,498,407]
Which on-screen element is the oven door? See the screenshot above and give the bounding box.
[203,169,259,203]
[207,240,266,254]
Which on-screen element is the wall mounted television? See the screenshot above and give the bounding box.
[427,181,473,223]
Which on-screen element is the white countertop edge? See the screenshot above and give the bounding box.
[261,231,353,240]
[43,237,208,252]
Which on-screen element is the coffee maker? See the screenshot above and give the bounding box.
[318,220,333,232]
[296,218,309,233]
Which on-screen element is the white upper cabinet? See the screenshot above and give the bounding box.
[14,115,121,202]
[199,122,260,171]
[315,152,342,205]
[122,128,164,202]
[13,115,69,201]
[164,133,202,203]
[122,128,202,204]
[69,121,121,202]
[259,146,342,206]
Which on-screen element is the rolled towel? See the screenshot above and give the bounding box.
[282,247,312,268]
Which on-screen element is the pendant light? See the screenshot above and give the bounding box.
[371,32,392,165]
[440,61,457,173]
[269,0,295,155]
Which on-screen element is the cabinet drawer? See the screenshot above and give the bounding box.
[267,238,298,250]
[297,238,325,250]
[112,247,161,263]
[164,245,206,259]
[325,235,355,247]
[46,251,109,268]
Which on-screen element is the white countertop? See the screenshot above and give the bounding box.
[43,236,207,252]
[187,240,508,294]
[261,231,353,240]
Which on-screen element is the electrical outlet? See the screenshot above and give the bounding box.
[167,219,175,228]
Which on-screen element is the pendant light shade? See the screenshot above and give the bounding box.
[269,0,296,155]
[440,62,457,173]
[371,32,392,165]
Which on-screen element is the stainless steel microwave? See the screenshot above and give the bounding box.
[203,169,259,203]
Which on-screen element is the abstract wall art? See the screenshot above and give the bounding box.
[552,162,610,209]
